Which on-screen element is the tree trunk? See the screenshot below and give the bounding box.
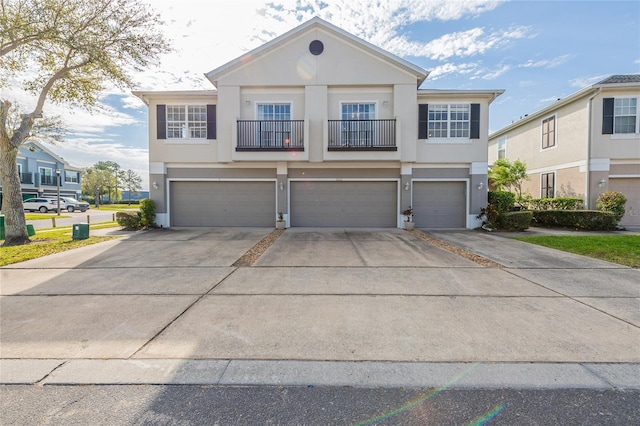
[0,135,29,246]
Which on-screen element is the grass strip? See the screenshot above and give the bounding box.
[513,235,640,268]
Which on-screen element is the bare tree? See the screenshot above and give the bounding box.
[0,0,170,246]
[121,169,142,206]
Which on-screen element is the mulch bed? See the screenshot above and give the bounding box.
[409,229,503,268]
[232,228,285,267]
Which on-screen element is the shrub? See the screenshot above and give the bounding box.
[139,198,157,228]
[116,211,141,230]
[496,211,533,231]
[532,210,617,230]
[596,191,627,222]
[488,191,515,213]
[522,197,584,211]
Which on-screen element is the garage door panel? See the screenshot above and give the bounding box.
[171,182,275,227]
[291,182,397,227]
[609,178,640,227]
[413,182,466,228]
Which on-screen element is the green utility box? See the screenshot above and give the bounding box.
[0,215,4,240]
[72,223,90,240]
[26,224,36,236]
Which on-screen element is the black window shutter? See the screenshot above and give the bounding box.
[207,104,217,139]
[156,104,166,140]
[418,104,428,139]
[602,98,614,134]
[470,103,480,139]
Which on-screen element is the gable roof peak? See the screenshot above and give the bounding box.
[205,16,428,87]
[595,74,640,85]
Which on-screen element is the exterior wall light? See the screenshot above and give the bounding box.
[152,181,159,189]
[477,182,484,190]
[279,181,284,191]
[404,182,410,191]
[598,179,606,187]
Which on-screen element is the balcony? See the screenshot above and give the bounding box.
[328,119,396,151]
[237,120,304,151]
[20,172,33,185]
[40,175,55,186]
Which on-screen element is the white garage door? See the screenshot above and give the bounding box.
[170,181,275,226]
[290,181,397,227]
[609,178,640,227]
[412,181,466,228]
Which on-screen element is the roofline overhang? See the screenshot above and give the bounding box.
[204,17,428,88]
[418,89,505,104]
[132,90,217,106]
[489,86,601,139]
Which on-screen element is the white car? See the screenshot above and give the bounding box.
[23,197,67,213]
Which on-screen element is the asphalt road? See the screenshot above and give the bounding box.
[1,385,638,425]
[26,208,128,230]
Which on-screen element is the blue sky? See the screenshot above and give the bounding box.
[4,0,639,189]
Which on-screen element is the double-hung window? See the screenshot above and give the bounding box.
[497,137,506,159]
[614,98,637,134]
[541,172,555,198]
[65,171,79,183]
[419,103,479,140]
[257,103,291,147]
[603,97,639,135]
[341,103,376,146]
[167,105,207,139]
[542,116,556,149]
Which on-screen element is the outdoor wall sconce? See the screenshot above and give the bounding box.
[404,182,410,191]
[245,100,251,106]
[152,181,159,189]
[598,179,606,187]
[477,182,484,190]
[279,182,284,191]
[383,101,388,108]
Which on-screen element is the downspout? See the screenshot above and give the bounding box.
[585,87,601,209]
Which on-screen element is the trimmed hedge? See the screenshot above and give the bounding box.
[532,210,617,230]
[116,211,141,230]
[496,211,533,231]
[139,198,156,228]
[523,197,584,211]
[596,191,627,222]
[488,191,515,213]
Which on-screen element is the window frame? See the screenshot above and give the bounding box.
[427,103,471,140]
[39,166,53,185]
[497,137,506,159]
[255,102,293,148]
[165,104,208,140]
[65,170,79,183]
[541,115,556,150]
[540,172,555,198]
[613,97,638,135]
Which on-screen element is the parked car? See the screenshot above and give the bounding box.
[22,197,67,213]
[60,197,90,212]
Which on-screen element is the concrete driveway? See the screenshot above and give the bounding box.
[1,227,638,387]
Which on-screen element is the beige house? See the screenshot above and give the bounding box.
[134,17,503,229]
[488,75,640,228]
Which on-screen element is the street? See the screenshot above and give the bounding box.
[1,385,638,425]
[26,208,132,230]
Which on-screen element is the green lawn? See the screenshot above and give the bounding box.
[513,235,640,268]
[25,213,72,220]
[0,222,121,266]
[91,204,139,211]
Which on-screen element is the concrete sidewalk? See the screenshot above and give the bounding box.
[1,227,638,388]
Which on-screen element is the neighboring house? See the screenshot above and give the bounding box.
[134,17,503,229]
[489,75,640,228]
[0,140,83,205]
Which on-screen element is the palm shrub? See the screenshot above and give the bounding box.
[596,191,627,222]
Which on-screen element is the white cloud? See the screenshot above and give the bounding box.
[519,54,573,69]
[482,64,511,80]
[428,62,480,79]
[569,75,608,88]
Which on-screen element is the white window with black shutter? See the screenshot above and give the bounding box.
[156,104,216,141]
[602,97,639,135]
[419,103,480,141]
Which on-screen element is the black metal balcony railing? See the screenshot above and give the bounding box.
[237,120,304,151]
[20,172,33,184]
[40,175,54,185]
[328,119,396,151]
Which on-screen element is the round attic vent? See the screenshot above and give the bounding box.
[309,40,324,55]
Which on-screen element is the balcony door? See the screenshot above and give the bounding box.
[341,103,376,147]
[257,103,291,147]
